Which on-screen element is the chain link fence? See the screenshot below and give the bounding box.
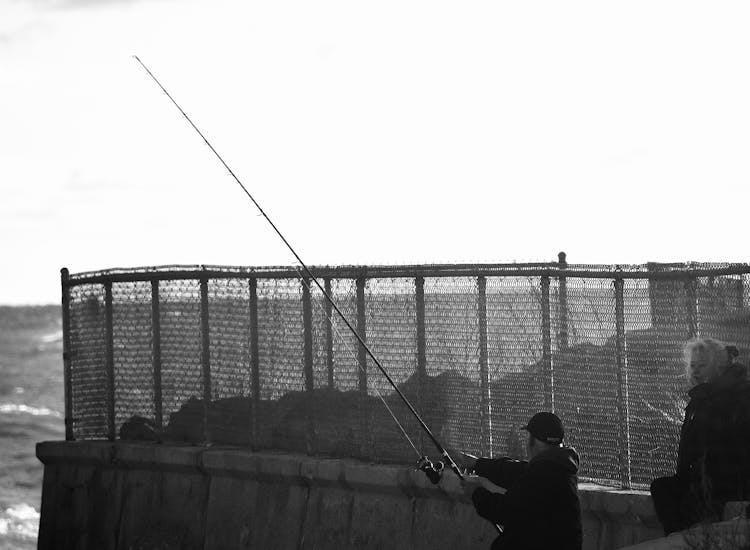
[60,256,750,489]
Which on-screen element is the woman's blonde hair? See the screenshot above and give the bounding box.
[683,337,739,382]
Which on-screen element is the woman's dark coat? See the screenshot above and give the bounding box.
[677,363,750,505]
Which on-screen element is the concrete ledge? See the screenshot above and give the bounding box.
[36,441,663,550]
[580,482,656,520]
[621,518,750,549]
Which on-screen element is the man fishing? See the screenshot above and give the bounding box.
[461,412,582,550]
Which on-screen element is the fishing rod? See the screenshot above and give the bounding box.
[133,56,502,533]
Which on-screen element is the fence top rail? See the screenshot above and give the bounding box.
[61,261,750,288]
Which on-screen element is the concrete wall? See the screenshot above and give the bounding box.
[36,441,663,550]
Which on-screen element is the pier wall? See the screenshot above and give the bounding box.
[37,441,663,550]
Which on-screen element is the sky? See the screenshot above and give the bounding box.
[1,0,749,305]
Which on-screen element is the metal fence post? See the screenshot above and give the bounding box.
[151,279,163,440]
[356,277,368,393]
[324,278,334,388]
[557,252,569,352]
[614,276,631,489]
[737,276,745,310]
[415,276,426,452]
[302,277,316,454]
[249,277,260,451]
[478,275,492,457]
[104,280,115,441]
[541,276,553,411]
[61,268,74,441]
[199,275,211,445]
[684,278,698,339]
[415,276,427,379]
[356,276,369,456]
[302,278,314,392]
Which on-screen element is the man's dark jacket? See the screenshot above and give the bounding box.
[678,363,750,504]
[471,446,582,550]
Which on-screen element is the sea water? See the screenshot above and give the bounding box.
[0,305,65,550]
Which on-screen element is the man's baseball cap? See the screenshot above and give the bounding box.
[524,412,564,444]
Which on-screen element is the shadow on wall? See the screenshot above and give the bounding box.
[151,369,486,464]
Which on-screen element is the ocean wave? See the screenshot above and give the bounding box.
[0,503,38,540]
[0,404,62,418]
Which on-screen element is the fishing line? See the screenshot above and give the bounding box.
[294,271,422,458]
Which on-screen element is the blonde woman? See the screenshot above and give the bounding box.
[650,337,750,535]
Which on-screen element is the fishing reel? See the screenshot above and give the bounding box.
[416,456,444,484]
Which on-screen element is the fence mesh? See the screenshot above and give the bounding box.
[207,279,252,445]
[112,281,154,438]
[159,279,204,442]
[61,263,750,489]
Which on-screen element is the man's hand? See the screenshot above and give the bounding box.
[460,450,478,474]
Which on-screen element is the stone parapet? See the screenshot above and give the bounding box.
[37,441,663,550]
